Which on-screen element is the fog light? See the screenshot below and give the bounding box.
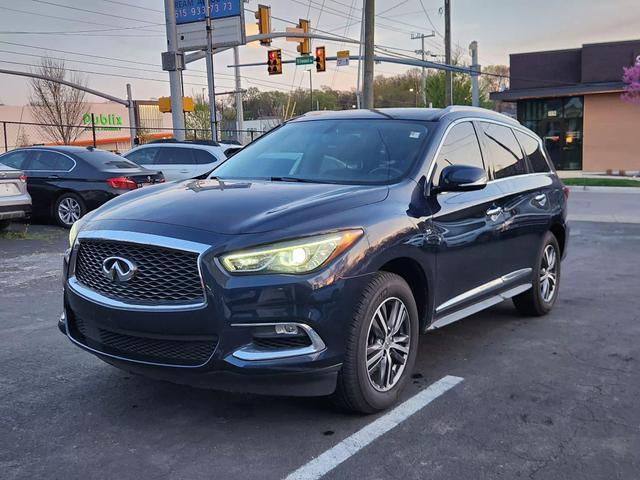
[275,324,299,335]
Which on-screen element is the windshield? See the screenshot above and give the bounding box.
[212,119,430,184]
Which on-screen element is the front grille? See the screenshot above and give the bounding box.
[74,239,204,305]
[71,316,217,366]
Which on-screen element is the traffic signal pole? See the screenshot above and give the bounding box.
[163,0,186,140]
[362,0,375,108]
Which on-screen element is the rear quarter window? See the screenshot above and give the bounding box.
[515,131,551,173]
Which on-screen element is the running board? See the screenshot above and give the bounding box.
[427,283,532,331]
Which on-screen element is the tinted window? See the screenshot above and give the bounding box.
[0,151,30,169]
[155,147,197,165]
[480,123,528,179]
[432,122,484,187]
[126,148,158,166]
[80,150,141,170]
[213,120,430,185]
[193,149,217,165]
[28,151,74,171]
[515,131,551,173]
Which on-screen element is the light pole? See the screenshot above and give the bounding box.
[307,68,313,111]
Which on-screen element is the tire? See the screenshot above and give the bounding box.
[513,231,561,316]
[333,272,419,413]
[54,193,85,228]
[0,220,10,232]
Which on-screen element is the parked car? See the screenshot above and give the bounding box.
[0,146,164,228]
[60,107,568,412]
[0,162,31,231]
[124,139,243,181]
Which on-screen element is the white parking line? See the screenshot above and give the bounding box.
[284,375,464,480]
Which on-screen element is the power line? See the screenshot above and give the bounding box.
[101,0,164,14]
[30,0,161,26]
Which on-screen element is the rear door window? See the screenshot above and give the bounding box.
[479,122,528,179]
[514,131,551,173]
[432,121,485,187]
[126,148,158,166]
[155,147,197,165]
[28,151,75,171]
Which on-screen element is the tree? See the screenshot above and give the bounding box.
[621,58,640,105]
[29,57,87,144]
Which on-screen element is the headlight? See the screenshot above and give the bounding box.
[220,230,363,274]
[68,218,83,247]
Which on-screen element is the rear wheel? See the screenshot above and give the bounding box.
[513,231,561,316]
[54,193,85,228]
[333,272,419,413]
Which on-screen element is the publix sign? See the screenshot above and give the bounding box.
[82,113,123,131]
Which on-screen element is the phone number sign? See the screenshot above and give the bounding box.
[175,0,241,24]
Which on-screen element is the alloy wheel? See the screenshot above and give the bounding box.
[58,197,81,226]
[540,244,558,303]
[365,297,411,392]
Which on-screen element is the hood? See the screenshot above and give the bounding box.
[90,178,388,234]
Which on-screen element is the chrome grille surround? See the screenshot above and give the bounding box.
[69,230,211,311]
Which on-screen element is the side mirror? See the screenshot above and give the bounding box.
[433,164,487,194]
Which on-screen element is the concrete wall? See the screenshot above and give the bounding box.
[583,93,640,173]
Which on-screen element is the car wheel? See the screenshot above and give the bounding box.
[513,231,561,316]
[333,272,419,413]
[0,220,10,232]
[54,193,85,228]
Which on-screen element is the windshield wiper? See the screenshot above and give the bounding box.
[269,176,319,183]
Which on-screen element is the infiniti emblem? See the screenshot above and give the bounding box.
[102,256,137,282]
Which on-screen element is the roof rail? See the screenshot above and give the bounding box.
[441,105,519,123]
[147,138,220,147]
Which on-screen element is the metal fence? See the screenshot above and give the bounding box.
[1,120,269,154]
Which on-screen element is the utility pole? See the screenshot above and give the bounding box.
[469,41,480,107]
[126,83,137,148]
[411,31,435,107]
[163,0,186,140]
[204,0,218,141]
[233,46,244,141]
[444,0,453,106]
[362,0,375,109]
[355,4,366,109]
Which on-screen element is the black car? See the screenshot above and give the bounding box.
[0,146,164,228]
[60,107,568,413]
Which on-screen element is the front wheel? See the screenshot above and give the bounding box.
[513,231,561,316]
[333,272,419,413]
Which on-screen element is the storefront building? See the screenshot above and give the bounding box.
[491,39,640,173]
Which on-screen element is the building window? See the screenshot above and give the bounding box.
[517,96,583,170]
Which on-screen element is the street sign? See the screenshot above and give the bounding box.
[295,55,314,66]
[175,0,241,24]
[175,0,246,51]
[337,50,350,66]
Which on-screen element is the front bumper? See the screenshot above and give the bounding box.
[60,232,371,397]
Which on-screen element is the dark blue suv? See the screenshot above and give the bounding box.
[60,107,568,413]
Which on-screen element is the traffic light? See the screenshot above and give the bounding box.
[267,49,282,75]
[255,4,271,46]
[297,19,310,55]
[315,46,326,72]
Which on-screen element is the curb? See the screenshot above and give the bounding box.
[567,185,640,194]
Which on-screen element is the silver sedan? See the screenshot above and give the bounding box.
[0,162,31,231]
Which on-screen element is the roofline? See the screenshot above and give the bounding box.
[490,82,626,102]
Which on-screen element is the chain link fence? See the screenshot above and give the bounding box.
[1,120,269,154]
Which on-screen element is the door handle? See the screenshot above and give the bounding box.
[534,193,548,207]
[47,175,59,179]
[486,206,503,218]
[179,169,190,173]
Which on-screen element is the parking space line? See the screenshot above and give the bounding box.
[283,375,464,480]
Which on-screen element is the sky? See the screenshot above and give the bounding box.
[0,0,639,106]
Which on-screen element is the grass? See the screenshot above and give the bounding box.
[0,225,63,241]
[562,177,640,188]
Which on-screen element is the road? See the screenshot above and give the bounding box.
[1,195,639,480]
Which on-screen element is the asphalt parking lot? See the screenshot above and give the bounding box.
[2,202,640,479]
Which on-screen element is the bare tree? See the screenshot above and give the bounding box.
[29,57,88,144]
